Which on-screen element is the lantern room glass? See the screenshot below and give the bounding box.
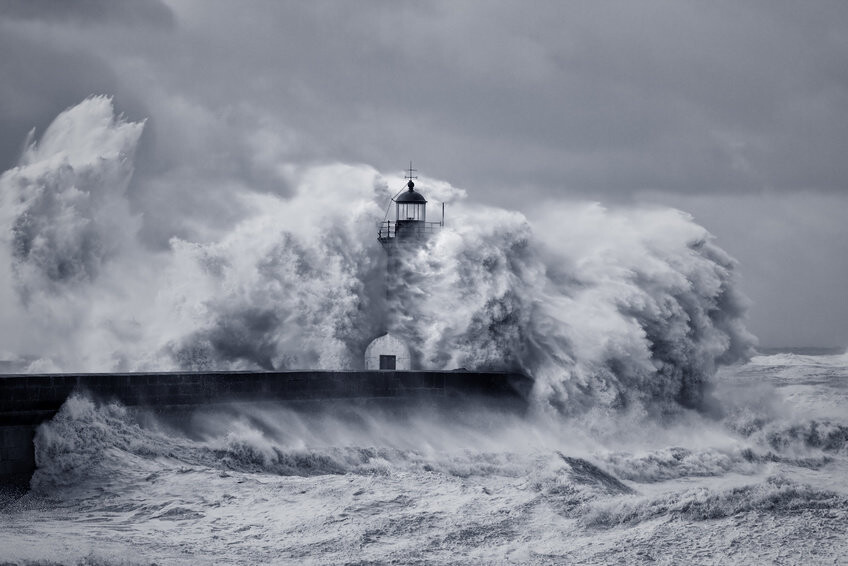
[397,202,426,222]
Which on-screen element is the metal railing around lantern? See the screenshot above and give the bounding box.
[377,220,443,243]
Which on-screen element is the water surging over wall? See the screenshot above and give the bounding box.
[0,97,755,413]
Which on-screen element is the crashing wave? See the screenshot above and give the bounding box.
[581,475,846,527]
[0,97,756,413]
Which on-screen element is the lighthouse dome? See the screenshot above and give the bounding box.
[396,181,427,203]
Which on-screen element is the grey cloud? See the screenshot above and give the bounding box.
[4,1,848,199]
[0,0,174,28]
[162,1,847,198]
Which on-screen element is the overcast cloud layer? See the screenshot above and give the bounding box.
[1,0,847,347]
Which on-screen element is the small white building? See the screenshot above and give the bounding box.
[364,333,411,370]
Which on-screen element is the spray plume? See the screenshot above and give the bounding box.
[0,98,755,414]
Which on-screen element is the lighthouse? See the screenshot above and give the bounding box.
[365,164,443,370]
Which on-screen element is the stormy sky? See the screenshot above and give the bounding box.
[1,0,846,348]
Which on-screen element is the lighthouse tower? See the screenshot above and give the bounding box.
[365,164,443,370]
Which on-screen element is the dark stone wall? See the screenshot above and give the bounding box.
[0,426,35,487]
[0,370,531,486]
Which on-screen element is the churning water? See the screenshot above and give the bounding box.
[0,351,845,564]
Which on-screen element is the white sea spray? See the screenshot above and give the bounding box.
[0,98,756,415]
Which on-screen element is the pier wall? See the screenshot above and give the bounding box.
[0,370,531,487]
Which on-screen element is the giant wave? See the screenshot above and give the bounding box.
[0,97,756,417]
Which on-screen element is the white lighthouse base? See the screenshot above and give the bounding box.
[364,333,411,370]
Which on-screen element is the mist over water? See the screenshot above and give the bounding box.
[0,97,755,416]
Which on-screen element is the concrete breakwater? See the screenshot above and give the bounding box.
[0,370,532,486]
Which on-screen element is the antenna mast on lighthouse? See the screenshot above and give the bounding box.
[404,161,417,184]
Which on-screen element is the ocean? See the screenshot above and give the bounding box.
[1,349,846,565]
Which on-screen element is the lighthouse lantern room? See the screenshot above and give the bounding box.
[378,163,443,244]
[396,180,426,222]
